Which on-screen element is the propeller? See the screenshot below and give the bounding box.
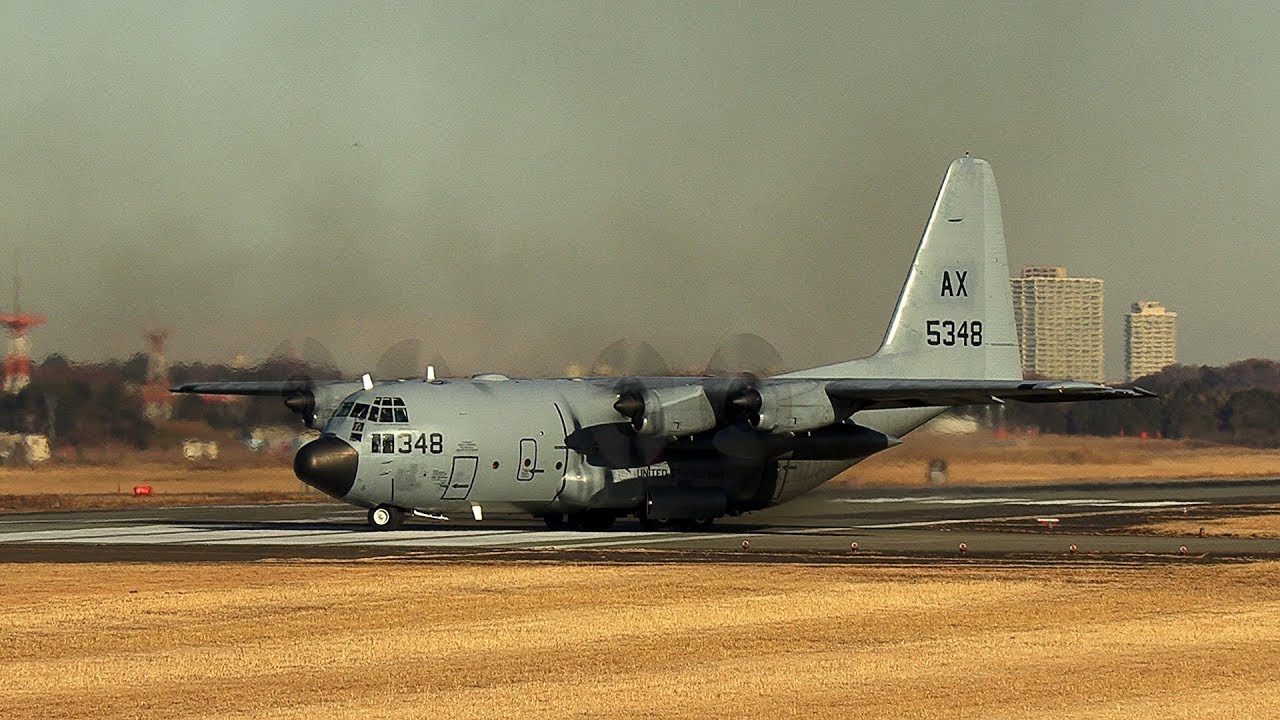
[590,338,670,377]
[282,375,317,421]
[301,337,339,376]
[611,377,649,432]
[375,338,423,380]
[704,333,785,377]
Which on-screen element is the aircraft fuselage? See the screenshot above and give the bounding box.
[299,376,933,523]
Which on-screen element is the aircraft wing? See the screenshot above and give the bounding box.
[820,378,1154,410]
[170,381,303,396]
[171,379,367,429]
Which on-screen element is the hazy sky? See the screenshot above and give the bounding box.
[2,2,1277,378]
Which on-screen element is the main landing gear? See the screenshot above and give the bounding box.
[637,516,715,532]
[636,503,715,532]
[541,512,616,532]
[367,505,406,531]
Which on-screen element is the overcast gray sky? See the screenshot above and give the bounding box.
[1,2,1277,378]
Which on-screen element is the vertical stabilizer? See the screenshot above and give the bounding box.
[789,156,1022,380]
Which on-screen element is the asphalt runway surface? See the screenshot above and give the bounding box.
[2,479,1279,564]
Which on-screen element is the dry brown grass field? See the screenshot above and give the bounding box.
[1139,507,1280,539]
[2,560,1280,719]
[1,433,1278,512]
[841,432,1280,486]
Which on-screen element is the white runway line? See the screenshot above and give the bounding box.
[548,532,744,549]
[832,496,1209,509]
[360,530,668,548]
[0,525,203,543]
[0,523,680,549]
[207,529,537,546]
[0,517,166,526]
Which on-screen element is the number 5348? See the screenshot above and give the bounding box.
[926,319,983,347]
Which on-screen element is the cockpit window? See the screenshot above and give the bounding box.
[335,402,354,418]
[350,397,408,423]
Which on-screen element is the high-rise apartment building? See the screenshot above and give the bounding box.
[1125,301,1177,382]
[1010,266,1105,382]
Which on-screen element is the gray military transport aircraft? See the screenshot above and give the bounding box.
[173,157,1151,531]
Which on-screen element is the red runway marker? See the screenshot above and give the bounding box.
[1069,544,1077,554]
[741,540,750,552]
[958,542,968,555]
[849,542,859,552]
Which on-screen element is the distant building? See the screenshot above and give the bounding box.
[1125,301,1177,382]
[1010,266,1105,382]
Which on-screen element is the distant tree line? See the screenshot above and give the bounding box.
[0,354,327,450]
[1004,359,1280,447]
[3,355,1280,450]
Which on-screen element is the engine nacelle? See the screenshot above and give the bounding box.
[747,381,838,433]
[615,385,718,437]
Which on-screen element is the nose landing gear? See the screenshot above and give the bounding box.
[367,505,406,531]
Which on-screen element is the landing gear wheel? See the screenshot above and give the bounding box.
[368,505,406,531]
[542,513,567,530]
[693,517,715,532]
[636,504,666,531]
[567,511,615,532]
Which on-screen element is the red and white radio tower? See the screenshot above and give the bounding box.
[0,274,45,394]
[142,330,172,421]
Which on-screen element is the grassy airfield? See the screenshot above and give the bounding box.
[3,560,1280,719]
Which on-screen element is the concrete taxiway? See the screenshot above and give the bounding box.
[2,479,1279,563]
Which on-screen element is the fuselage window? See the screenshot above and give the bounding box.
[335,402,354,418]
[351,403,370,420]
[393,407,409,423]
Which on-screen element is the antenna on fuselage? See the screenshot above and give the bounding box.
[425,365,436,382]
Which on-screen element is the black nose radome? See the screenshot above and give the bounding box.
[294,435,358,499]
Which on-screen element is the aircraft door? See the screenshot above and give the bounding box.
[493,401,565,503]
[442,457,479,500]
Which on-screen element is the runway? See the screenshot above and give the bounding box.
[2,479,1279,563]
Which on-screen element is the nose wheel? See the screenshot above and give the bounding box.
[367,505,406,531]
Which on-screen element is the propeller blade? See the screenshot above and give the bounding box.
[301,337,339,376]
[591,339,670,377]
[375,338,423,380]
[705,333,784,376]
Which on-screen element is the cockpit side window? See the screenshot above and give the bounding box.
[350,403,370,420]
[393,407,408,423]
[335,402,354,418]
